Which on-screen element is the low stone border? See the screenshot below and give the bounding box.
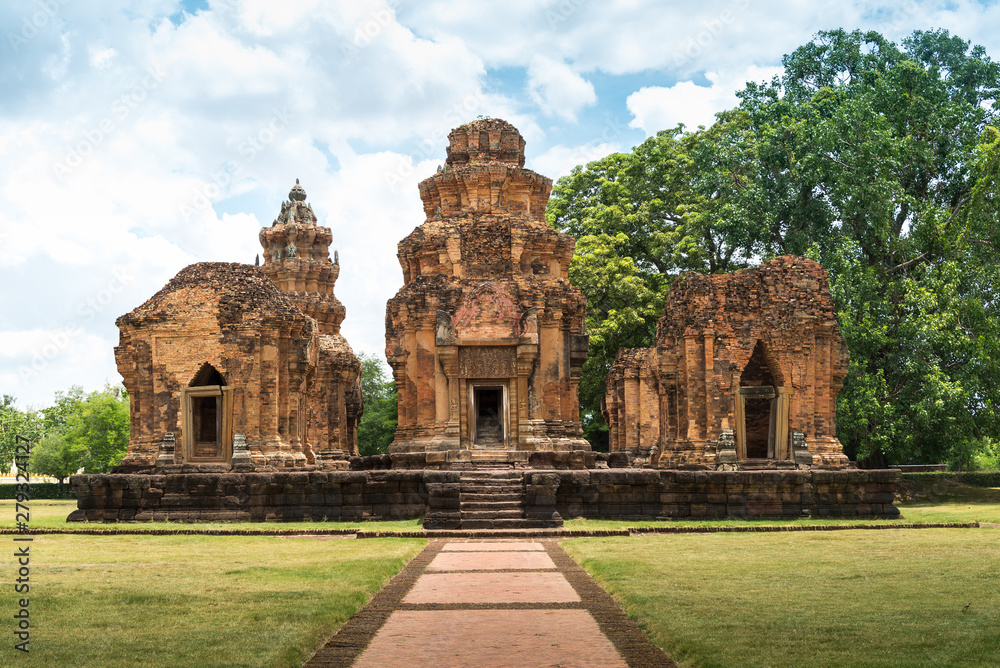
[0,527,361,536]
[627,522,981,534]
[0,521,980,537]
[356,528,630,539]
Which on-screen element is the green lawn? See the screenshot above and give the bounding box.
[564,527,1000,667]
[3,496,999,666]
[0,500,425,532]
[0,534,425,667]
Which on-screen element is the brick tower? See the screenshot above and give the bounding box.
[385,119,590,461]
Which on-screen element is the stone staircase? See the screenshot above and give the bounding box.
[458,471,528,529]
[423,470,563,530]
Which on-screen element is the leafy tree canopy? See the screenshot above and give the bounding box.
[29,432,88,484]
[0,395,42,472]
[550,28,1000,467]
[356,352,398,456]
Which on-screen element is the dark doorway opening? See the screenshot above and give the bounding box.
[740,341,777,459]
[187,363,228,460]
[192,395,221,458]
[744,399,772,458]
[474,387,504,446]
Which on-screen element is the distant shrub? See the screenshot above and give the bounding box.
[901,471,1000,488]
[0,482,76,500]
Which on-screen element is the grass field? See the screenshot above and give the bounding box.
[0,500,425,532]
[0,534,425,667]
[563,526,1000,667]
[2,489,998,666]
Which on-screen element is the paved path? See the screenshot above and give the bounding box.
[305,538,675,667]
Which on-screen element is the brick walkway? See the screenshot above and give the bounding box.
[304,539,675,667]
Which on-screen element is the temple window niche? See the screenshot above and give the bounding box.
[182,363,233,463]
[735,341,791,461]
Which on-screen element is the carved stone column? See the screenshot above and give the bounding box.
[438,345,461,441]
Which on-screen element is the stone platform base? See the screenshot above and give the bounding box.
[386,449,627,470]
[68,468,901,524]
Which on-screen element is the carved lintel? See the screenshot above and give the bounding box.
[738,385,776,399]
[458,346,516,378]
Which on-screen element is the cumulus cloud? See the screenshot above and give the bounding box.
[2,0,999,407]
[626,65,783,134]
[529,141,623,181]
[527,56,597,121]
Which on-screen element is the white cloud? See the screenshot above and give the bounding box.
[527,56,597,121]
[2,0,999,408]
[627,65,783,135]
[528,141,622,181]
[88,46,116,69]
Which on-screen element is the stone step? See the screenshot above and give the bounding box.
[459,483,524,494]
[458,509,525,520]
[460,500,524,511]
[459,481,522,488]
[459,492,524,503]
[460,470,523,477]
[458,518,562,530]
[459,476,523,484]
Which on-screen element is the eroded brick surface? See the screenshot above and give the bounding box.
[116,181,361,470]
[385,119,590,456]
[605,256,851,470]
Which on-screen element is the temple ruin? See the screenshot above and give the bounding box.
[384,119,590,464]
[604,256,851,470]
[72,125,899,526]
[114,181,362,470]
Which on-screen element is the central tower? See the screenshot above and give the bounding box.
[385,119,590,457]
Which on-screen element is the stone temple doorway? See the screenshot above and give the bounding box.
[735,341,790,461]
[470,384,506,447]
[182,363,233,463]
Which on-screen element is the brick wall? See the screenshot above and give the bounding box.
[69,468,900,523]
[70,471,427,522]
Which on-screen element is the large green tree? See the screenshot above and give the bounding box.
[29,432,88,485]
[38,384,129,473]
[550,28,1000,466]
[548,128,748,446]
[356,352,398,456]
[0,395,42,472]
[716,29,1000,466]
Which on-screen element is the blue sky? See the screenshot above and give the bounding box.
[2,0,998,408]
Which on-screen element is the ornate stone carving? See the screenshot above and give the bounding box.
[385,119,589,454]
[230,433,251,468]
[453,283,521,339]
[435,310,455,346]
[289,178,307,202]
[717,428,737,467]
[458,346,516,378]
